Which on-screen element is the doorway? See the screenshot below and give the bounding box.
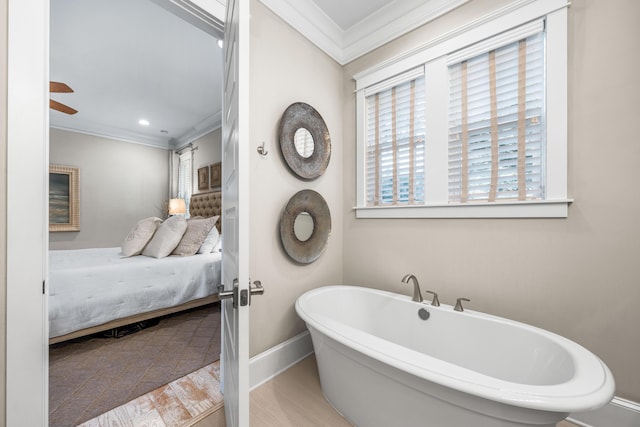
[47,0,225,425]
[4,0,233,425]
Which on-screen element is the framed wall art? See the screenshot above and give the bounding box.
[198,166,209,190]
[49,164,80,232]
[210,162,221,189]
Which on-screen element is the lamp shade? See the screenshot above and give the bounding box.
[168,198,187,216]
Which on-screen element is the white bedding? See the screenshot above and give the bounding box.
[49,247,221,339]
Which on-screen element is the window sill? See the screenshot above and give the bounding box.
[354,199,573,219]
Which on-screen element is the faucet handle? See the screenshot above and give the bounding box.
[425,290,440,307]
[454,297,470,312]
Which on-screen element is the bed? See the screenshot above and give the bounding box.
[49,192,223,344]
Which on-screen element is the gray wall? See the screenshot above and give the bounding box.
[248,0,344,356]
[49,128,169,249]
[342,0,640,402]
[192,128,222,195]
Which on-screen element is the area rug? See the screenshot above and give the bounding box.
[49,303,221,427]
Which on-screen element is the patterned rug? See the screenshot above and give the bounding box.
[49,303,221,427]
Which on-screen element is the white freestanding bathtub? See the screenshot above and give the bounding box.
[295,285,615,427]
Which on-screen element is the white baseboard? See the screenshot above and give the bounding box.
[249,330,314,390]
[568,397,640,427]
[248,332,640,427]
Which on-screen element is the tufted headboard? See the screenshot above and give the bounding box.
[190,191,222,232]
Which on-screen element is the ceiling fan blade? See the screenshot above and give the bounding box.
[50,81,74,93]
[50,99,78,115]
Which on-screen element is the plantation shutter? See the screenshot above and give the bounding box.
[365,69,426,206]
[448,21,545,203]
[178,151,192,216]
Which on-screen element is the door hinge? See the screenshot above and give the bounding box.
[42,280,45,294]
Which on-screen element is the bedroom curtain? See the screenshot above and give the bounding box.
[178,150,193,216]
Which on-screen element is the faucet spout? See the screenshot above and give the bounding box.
[401,274,423,303]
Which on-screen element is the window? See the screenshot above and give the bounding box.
[355,1,569,218]
[365,71,426,205]
[177,151,192,216]
[448,30,544,203]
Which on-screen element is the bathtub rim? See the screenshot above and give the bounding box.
[295,285,615,413]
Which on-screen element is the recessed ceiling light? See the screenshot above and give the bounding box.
[138,119,150,126]
[217,39,223,48]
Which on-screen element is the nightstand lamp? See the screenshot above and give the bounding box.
[168,198,187,216]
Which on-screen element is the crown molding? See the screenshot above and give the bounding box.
[175,111,222,146]
[259,0,345,62]
[50,123,173,150]
[50,111,221,150]
[259,0,469,65]
[149,0,225,38]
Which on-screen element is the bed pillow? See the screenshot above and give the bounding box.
[197,216,220,254]
[172,216,217,256]
[121,217,163,257]
[142,216,188,258]
[213,234,222,253]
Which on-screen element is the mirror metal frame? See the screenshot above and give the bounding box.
[279,102,331,180]
[280,189,331,264]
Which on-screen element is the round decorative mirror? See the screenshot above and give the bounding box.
[294,128,314,158]
[293,212,314,241]
[280,189,331,264]
[279,103,331,180]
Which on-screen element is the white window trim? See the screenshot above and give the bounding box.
[355,0,571,218]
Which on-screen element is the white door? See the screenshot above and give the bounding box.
[6,0,49,425]
[221,0,251,425]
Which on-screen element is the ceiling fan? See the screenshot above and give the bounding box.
[50,81,77,115]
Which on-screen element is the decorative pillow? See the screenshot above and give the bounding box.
[172,216,218,256]
[197,216,220,254]
[121,217,163,257]
[142,216,188,258]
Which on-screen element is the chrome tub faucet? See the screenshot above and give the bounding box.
[402,274,423,303]
[425,290,440,307]
[454,297,470,312]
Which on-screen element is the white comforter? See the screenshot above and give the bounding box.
[49,247,221,339]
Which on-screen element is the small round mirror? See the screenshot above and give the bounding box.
[293,212,314,241]
[294,128,314,158]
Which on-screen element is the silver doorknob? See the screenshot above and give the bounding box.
[218,279,239,308]
[250,280,264,296]
[247,280,264,306]
[218,284,234,300]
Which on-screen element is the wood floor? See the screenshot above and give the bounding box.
[250,356,352,426]
[249,356,579,427]
[77,361,223,427]
[85,354,581,427]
